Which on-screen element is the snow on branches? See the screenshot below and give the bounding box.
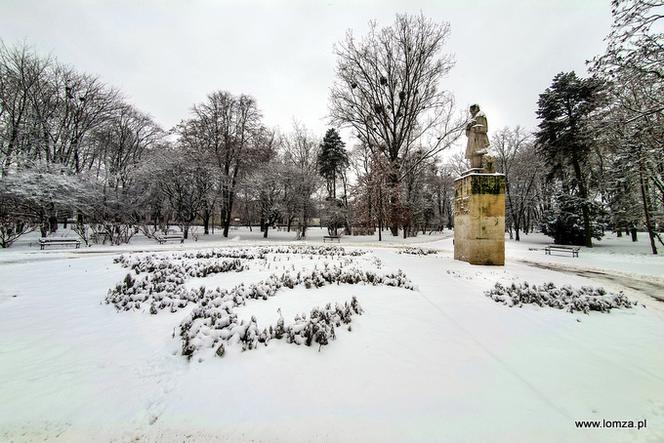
[485,281,637,314]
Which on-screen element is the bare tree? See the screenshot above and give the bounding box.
[181,91,263,237]
[492,127,542,241]
[283,123,320,239]
[0,42,50,174]
[590,0,664,254]
[329,13,464,235]
[94,104,161,188]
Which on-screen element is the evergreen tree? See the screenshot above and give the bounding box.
[317,128,349,235]
[535,72,606,247]
[318,128,348,199]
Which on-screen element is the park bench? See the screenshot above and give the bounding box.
[323,235,341,243]
[155,233,184,244]
[544,245,580,257]
[39,238,81,250]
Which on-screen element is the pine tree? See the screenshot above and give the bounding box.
[318,129,348,197]
[317,128,349,235]
[535,72,606,247]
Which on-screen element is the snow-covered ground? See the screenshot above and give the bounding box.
[1,228,663,442]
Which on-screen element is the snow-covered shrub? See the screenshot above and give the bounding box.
[107,258,412,314]
[106,256,245,312]
[398,247,438,255]
[113,245,366,270]
[172,267,410,358]
[221,298,363,355]
[179,296,366,358]
[108,246,412,359]
[486,281,636,313]
[284,298,363,349]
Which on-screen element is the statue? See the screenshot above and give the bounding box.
[465,104,490,169]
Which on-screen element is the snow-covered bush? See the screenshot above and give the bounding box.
[223,298,364,354]
[113,245,366,270]
[486,281,636,313]
[284,298,363,349]
[107,246,413,358]
[105,257,246,312]
[398,247,438,255]
[174,267,411,357]
[262,245,366,257]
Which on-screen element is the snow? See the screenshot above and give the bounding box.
[1,228,664,442]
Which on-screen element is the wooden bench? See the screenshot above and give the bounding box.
[39,238,81,250]
[155,233,184,244]
[544,245,580,257]
[323,235,341,243]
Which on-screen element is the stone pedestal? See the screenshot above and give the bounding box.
[454,172,506,265]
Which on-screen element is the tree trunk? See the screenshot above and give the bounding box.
[342,172,351,235]
[377,184,383,241]
[388,167,400,236]
[49,215,58,233]
[220,206,227,236]
[263,223,269,238]
[638,153,658,254]
[506,180,516,241]
[203,209,210,235]
[223,184,238,238]
[514,216,521,242]
[570,155,592,247]
[300,205,308,239]
[223,206,233,238]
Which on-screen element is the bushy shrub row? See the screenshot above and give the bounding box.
[107,246,412,358]
[213,298,364,357]
[485,281,637,313]
[114,245,366,269]
[397,247,438,255]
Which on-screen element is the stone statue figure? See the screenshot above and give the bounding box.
[465,104,490,169]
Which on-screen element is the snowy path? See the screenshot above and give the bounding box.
[1,238,663,442]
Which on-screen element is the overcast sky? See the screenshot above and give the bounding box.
[1,0,612,149]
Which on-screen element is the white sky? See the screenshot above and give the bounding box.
[1,0,611,149]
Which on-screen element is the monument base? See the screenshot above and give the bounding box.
[454,172,506,266]
[459,167,485,176]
